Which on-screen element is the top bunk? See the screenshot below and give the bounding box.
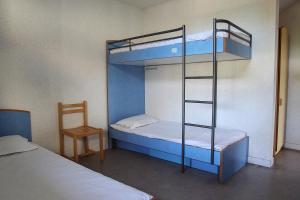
[107,19,252,66]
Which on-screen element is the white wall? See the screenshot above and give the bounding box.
[280,2,300,150]
[0,0,280,166]
[0,0,143,154]
[143,0,278,167]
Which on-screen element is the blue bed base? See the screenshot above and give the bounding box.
[110,128,248,182]
[109,38,251,66]
[0,109,32,141]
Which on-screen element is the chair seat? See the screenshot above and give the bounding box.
[63,126,101,137]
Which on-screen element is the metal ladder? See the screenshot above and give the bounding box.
[181,19,218,172]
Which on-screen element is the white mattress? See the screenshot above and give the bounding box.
[111,121,246,151]
[110,30,246,54]
[0,145,152,200]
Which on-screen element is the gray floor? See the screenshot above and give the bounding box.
[80,149,300,200]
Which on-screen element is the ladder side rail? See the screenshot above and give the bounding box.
[181,25,186,173]
[211,18,218,165]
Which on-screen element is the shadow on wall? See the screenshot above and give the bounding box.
[188,60,249,79]
[294,71,300,81]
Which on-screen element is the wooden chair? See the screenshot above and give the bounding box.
[58,101,104,162]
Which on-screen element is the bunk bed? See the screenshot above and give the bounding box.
[107,19,252,182]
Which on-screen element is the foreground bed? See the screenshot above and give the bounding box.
[0,109,153,200]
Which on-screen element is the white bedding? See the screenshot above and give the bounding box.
[0,145,152,200]
[111,121,246,151]
[115,114,159,129]
[0,135,37,156]
[110,30,245,54]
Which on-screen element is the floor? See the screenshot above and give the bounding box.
[80,149,300,200]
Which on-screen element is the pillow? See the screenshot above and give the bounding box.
[115,114,159,129]
[0,135,38,156]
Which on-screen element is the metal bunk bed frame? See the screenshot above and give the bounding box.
[107,18,252,174]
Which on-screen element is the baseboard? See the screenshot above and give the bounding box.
[284,142,300,151]
[248,156,274,167]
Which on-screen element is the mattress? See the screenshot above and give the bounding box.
[110,30,247,54]
[111,121,246,151]
[0,145,152,200]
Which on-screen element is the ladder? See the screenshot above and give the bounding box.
[181,19,218,172]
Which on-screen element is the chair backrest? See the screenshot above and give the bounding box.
[58,101,88,131]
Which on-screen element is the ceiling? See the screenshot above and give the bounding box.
[118,0,299,12]
[117,0,172,9]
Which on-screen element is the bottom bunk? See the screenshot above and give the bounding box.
[109,120,249,182]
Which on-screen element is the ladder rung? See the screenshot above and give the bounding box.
[185,76,213,79]
[184,123,213,129]
[185,100,213,104]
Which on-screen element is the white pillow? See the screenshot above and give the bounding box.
[115,114,159,129]
[0,135,38,156]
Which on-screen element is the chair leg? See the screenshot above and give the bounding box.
[60,133,65,156]
[73,136,78,162]
[99,130,104,160]
[83,136,89,154]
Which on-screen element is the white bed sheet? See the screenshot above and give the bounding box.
[110,30,244,54]
[0,145,152,200]
[111,121,246,151]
